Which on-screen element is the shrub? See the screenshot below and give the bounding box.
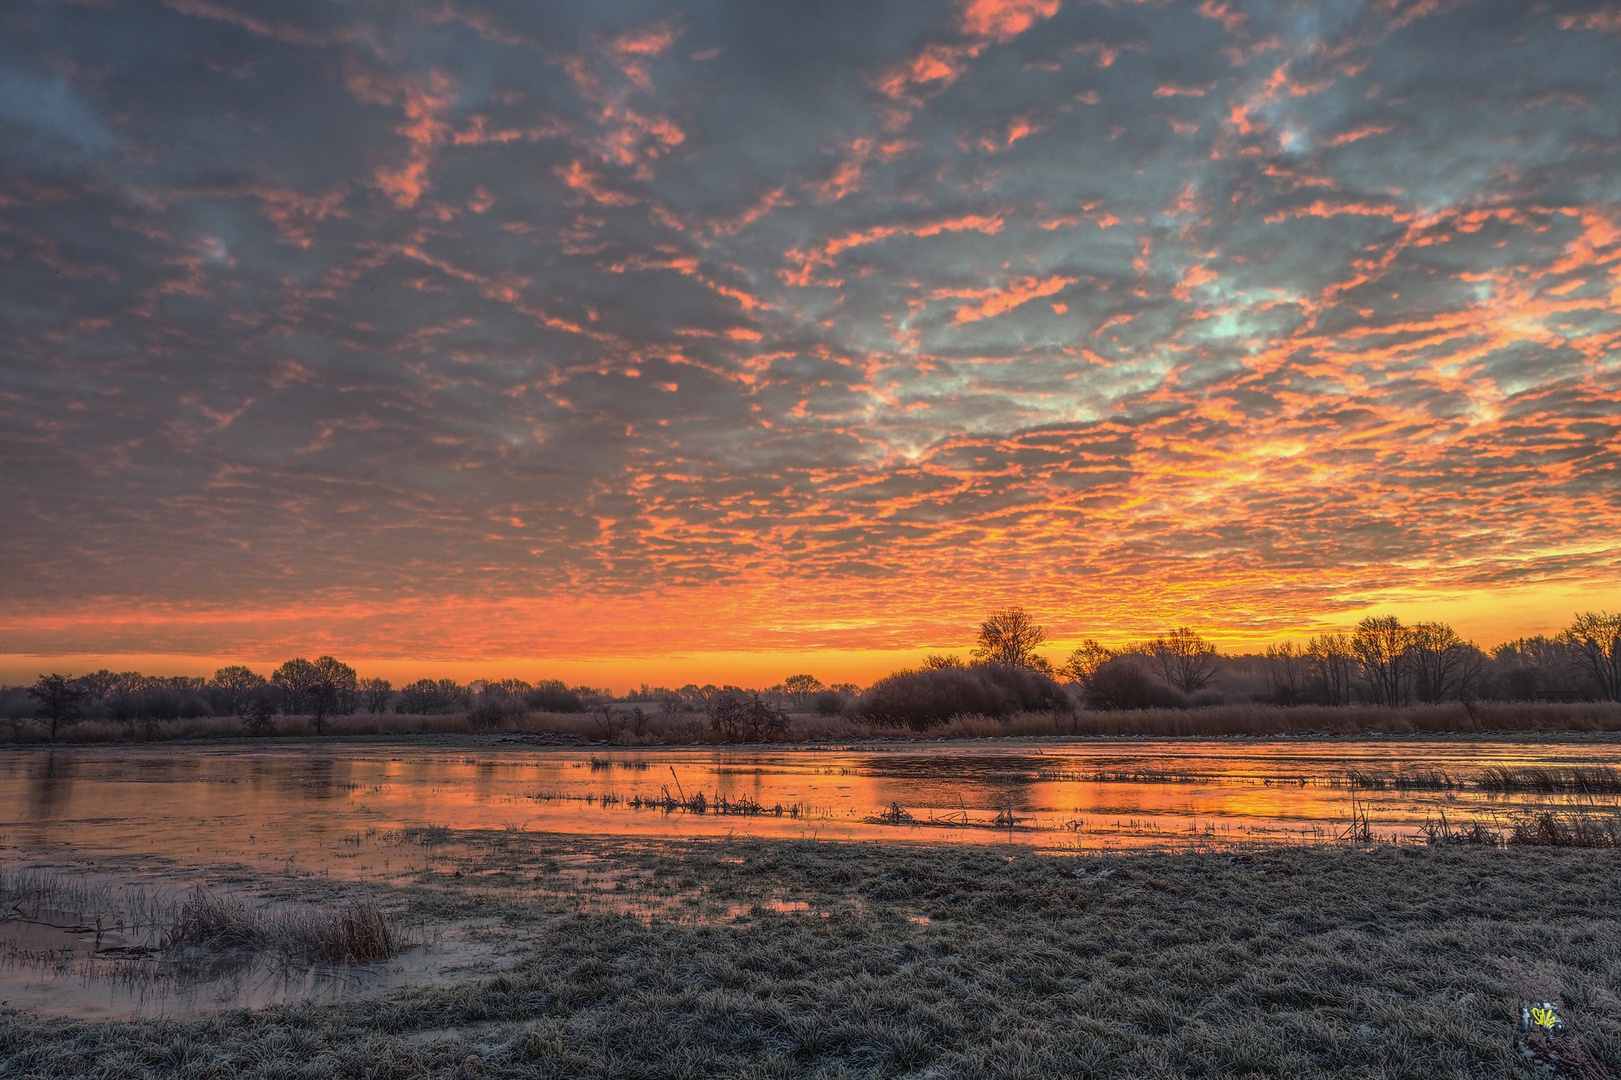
[709,691,789,742]
[855,663,1068,730]
[813,689,846,716]
[526,679,586,713]
[1083,657,1187,711]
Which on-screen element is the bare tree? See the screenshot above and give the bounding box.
[305,656,358,734]
[1352,615,1409,706]
[973,607,1048,670]
[1147,628,1219,695]
[1263,642,1306,704]
[1406,621,1473,705]
[271,658,319,715]
[709,691,789,742]
[1057,639,1112,687]
[212,665,266,718]
[28,674,85,740]
[1305,634,1356,707]
[358,676,394,714]
[779,674,826,708]
[921,654,965,670]
[1560,611,1621,701]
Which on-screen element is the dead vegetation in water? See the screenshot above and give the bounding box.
[1507,810,1621,849]
[1480,765,1621,794]
[163,888,403,964]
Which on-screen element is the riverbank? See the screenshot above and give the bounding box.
[5,699,1621,746]
[3,836,1619,1078]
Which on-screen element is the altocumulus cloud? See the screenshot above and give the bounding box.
[1,0,1619,661]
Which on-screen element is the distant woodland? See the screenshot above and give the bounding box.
[3,610,1618,742]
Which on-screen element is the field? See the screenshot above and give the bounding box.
[5,699,1621,745]
[3,832,1620,1078]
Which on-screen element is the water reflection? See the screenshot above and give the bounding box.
[25,751,76,818]
[0,739,1618,875]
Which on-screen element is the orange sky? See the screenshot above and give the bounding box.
[2,1,1619,690]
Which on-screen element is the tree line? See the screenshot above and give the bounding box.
[6,609,1619,740]
[10,660,611,739]
[855,607,1621,727]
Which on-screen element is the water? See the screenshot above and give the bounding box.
[3,736,1618,1018]
[4,738,1620,873]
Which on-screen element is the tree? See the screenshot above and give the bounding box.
[271,658,320,715]
[1560,611,1621,702]
[1261,642,1305,704]
[28,674,85,739]
[1352,616,1409,706]
[1082,657,1185,711]
[1304,634,1356,707]
[358,676,394,714]
[1405,621,1472,705]
[1147,628,1219,695]
[921,654,965,670]
[525,679,583,713]
[972,607,1047,670]
[244,689,277,736]
[779,674,826,708]
[314,656,359,715]
[1058,640,1112,687]
[270,656,354,732]
[212,665,266,717]
[1491,636,1572,700]
[709,691,789,742]
[400,678,466,714]
[74,669,121,718]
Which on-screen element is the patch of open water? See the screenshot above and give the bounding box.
[3,738,1618,1019]
[3,739,1619,874]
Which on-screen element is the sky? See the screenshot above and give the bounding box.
[2,0,1619,689]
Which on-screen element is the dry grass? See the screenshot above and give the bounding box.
[1481,766,1621,794]
[1508,811,1621,848]
[164,887,402,964]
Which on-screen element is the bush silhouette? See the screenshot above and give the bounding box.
[1083,657,1186,711]
[525,680,586,713]
[856,663,1067,730]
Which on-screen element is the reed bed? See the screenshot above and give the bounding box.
[1506,810,1621,848]
[1340,767,1462,791]
[163,888,403,964]
[1479,765,1621,794]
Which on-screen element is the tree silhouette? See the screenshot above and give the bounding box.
[212,665,266,717]
[28,674,85,740]
[972,607,1048,670]
[1147,628,1219,694]
[1058,639,1112,687]
[1406,621,1473,705]
[359,676,394,714]
[1352,615,1409,706]
[1305,633,1356,707]
[779,674,826,708]
[306,656,358,734]
[271,658,319,715]
[1560,611,1621,701]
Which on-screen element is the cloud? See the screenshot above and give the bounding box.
[1,0,1619,665]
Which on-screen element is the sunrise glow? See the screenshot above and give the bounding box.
[3,0,1619,687]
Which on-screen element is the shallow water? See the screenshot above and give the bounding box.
[2,737,1619,1019]
[3,738,1619,875]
